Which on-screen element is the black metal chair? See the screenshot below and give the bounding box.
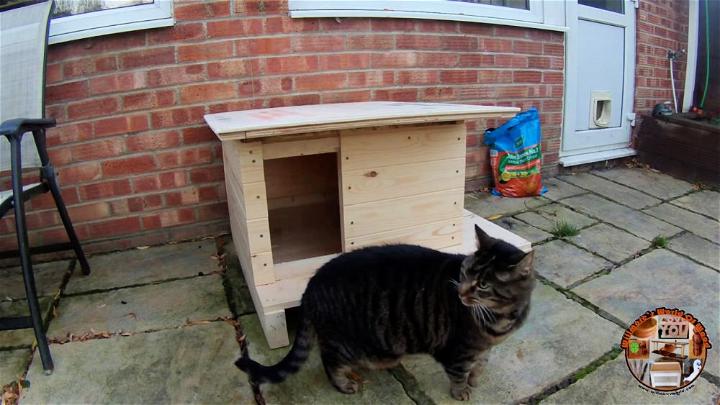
[0,0,90,374]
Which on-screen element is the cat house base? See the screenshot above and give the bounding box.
[205,102,531,348]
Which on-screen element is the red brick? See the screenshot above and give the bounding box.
[46,63,62,84]
[371,52,418,68]
[126,131,181,152]
[443,36,478,51]
[133,175,160,193]
[239,76,292,96]
[146,64,205,87]
[67,97,119,120]
[28,188,79,210]
[513,70,542,83]
[295,73,347,91]
[440,70,478,84]
[120,47,175,69]
[198,185,220,202]
[147,23,205,44]
[157,208,196,228]
[348,34,394,50]
[68,202,111,223]
[46,81,88,104]
[207,59,256,78]
[207,20,245,38]
[197,202,228,221]
[370,18,416,32]
[542,72,563,84]
[79,179,132,200]
[157,146,214,168]
[166,188,200,206]
[102,155,157,177]
[57,162,101,184]
[319,18,370,32]
[495,55,529,68]
[180,83,236,104]
[397,70,439,85]
[87,217,141,238]
[159,171,188,188]
[237,0,285,15]
[543,43,564,57]
[348,71,394,87]
[418,52,459,67]
[374,89,418,102]
[478,70,513,84]
[480,38,512,52]
[93,114,149,137]
[263,56,318,74]
[46,123,93,146]
[182,127,217,144]
[321,90,372,104]
[150,107,205,129]
[416,20,458,33]
[458,54,494,67]
[291,36,345,53]
[178,41,233,62]
[175,1,229,21]
[495,26,528,38]
[89,72,146,95]
[122,90,176,111]
[237,37,291,55]
[513,40,543,55]
[48,148,72,166]
[528,56,551,69]
[70,139,124,161]
[318,54,370,70]
[189,166,224,184]
[25,210,60,229]
[63,56,117,79]
[397,34,443,50]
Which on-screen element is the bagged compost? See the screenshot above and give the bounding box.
[483,107,544,197]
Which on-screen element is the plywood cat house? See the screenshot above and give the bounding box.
[204,102,531,348]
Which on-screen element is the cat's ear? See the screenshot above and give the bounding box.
[511,251,534,277]
[474,224,495,250]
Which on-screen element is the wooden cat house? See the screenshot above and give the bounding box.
[204,102,531,347]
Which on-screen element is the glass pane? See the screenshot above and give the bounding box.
[53,0,154,18]
[578,0,624,14]
[448,0,529,11]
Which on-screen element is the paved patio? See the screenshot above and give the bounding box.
[1,167,718,404]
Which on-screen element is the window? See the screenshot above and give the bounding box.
[289,0,566,31]
[49,0,174,44]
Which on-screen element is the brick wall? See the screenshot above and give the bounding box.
[3,0,566,254]
[634,0,689,116]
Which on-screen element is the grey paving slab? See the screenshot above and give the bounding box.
[65,240,219,295]
[671,190,720,220]
[542,177,587,201]
[544,356,720,404]
[644,203,720,244]
[570,223,650,264]
[241,313,413,405]
[669,233,720,270]
[22,322,248,404]
[515,203,596,233]
[573,250,720,377]
[403,283,624,404]
[0,297,53,349]
[0,349,30,386]
[0,260,71,300]
[48,275,229,339]
[533,240,612,288]
[592,168,694,200]
[561,194,682,241]
[559,173,661,209]
[465,193,547,219]
[493,217,552,244]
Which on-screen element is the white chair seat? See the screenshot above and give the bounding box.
[0,182,41,203]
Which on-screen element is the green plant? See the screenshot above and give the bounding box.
[651,235,669,249]
[551,220,579,238]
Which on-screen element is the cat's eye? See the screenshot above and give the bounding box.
[478,281,490,290]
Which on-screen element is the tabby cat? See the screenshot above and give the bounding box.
[236,225,535,401]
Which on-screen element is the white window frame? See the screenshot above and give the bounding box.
[48,0,174,45]
[289,0,566,31]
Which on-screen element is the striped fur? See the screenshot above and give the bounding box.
[236,225,535,400]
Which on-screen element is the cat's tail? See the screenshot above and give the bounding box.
[235,312,314,385]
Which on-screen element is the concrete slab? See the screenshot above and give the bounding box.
[573,250,720,377]
[465,193,547,219]
[644,203,720,244]
[0,260,71,300]
[48,275,229,339]
[543,356,720,404]
[402,283,625,404]
[493,217,552,245]
[559,173,661,209]
[22,322,248,404]
[533,240,612,288]
[65,240,219,295]
[542,177,587,201]
[240,313,414,405]
[592,168,694,200]
[669,233,720,270]
[671,190,720,220]
[0,297,53,349]
[561,194,682,241]
[0,349,30,386]
[570,224,649,264]
[515,203,596,233]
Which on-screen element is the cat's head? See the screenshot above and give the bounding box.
[456,225,535,312]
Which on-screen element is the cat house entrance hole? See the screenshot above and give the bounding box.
[264,153,342,263]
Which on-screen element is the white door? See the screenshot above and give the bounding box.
[561,0,636,165]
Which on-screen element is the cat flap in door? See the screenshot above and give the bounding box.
[591,90,612,128]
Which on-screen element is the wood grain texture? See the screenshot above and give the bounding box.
[346,219,461,251]
[262,135,339,160]
[222,141,264,184]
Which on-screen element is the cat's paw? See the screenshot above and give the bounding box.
[450,384,472,401]
[467,373,480,387]
[334,379,360,394]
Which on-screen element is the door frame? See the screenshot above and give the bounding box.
[560,0,638,166]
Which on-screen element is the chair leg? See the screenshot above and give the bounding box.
[9,138,54,373]
[46,170,90,275]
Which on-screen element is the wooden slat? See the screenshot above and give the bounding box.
[223,141,264,184]
[346,219,462,251]
[247,218,272,254]
[340,123,466,171]
[226,179,268,221]
[263,136,339,160]
[343,188,464,238]
[274,253,337,281]
[342,158,466,205]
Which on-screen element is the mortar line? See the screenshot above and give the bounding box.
[60,271,223,298]
[558,173,663,211]
[585,170,703,204]
[641,206,720,246]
